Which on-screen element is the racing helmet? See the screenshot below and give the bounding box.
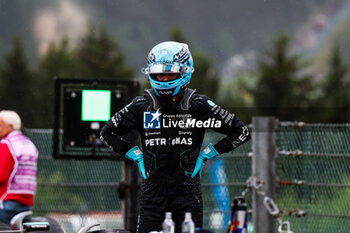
[142,41,194,97]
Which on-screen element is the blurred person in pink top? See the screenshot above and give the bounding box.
[0,110,38,224]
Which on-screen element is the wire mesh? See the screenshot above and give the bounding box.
[25,129,252,233]
[201,131,252,232]
[24,123,350,233]
[24,129,124,232]
[276,123,350,233]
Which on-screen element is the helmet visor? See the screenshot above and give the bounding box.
[148,63,182,74]
[142,63,192,75]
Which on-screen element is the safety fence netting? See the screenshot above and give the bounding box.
[275,123,350,233]
[24,123,350,233]
[25,129,123,233]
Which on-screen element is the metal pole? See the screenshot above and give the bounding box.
[252,117,277,233]
[123,131,141,233]
[123,160,140,233]
[124,82,141,233]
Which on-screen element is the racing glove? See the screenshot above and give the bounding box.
[125,146,147,180]
[191,144,220,178]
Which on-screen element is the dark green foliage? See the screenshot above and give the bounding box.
[74,25,134,80]
[32,38,77,128]
[0,26,349,128]
[0,25,136,128]
[252,33,313,121]
[169,27,219,100]
[320,45,350,122]
[0,36,36,127]
[191,53,220,100]
[169,26,192,47]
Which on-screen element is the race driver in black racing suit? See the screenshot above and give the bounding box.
[100,41,251,233]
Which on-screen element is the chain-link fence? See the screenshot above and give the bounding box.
[200,131,252,232]
[25,122,350,233]
[25,129,124,233]
[276,123,350,233]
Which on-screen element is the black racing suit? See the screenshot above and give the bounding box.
[100,88,251,233]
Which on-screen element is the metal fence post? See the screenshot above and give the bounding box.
[123,161,140,233]
[252,117,278,233]
[123,132,141,233]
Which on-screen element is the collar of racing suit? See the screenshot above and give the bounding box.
[144,88,197,112]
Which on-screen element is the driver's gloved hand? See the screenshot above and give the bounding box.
[191,144,219,178]
[126,146,147,180]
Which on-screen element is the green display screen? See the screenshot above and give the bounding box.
[81,90,111,121]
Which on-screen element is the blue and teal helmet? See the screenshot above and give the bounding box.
[142,41,195,97]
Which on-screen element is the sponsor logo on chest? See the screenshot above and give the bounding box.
[143,111,221,129]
